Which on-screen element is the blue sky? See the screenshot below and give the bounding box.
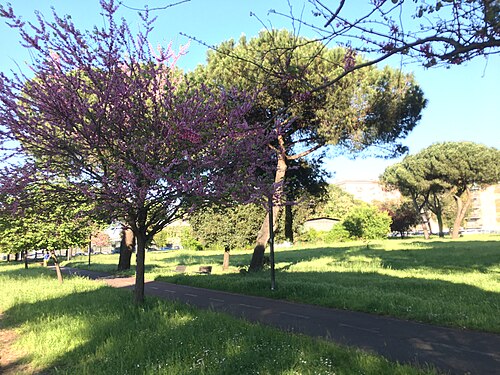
[1,0,498,181]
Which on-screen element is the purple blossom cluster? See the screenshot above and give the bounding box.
[0,0,276,301]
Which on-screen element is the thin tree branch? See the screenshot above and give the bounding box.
[288,143,323,160]
[117,0,190,12]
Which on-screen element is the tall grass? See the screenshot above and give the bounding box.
[63,235,500,333]
[0,263,435,374]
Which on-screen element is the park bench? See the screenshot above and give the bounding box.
[174,265,186,273]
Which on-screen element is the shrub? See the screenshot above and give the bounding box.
[180,227,203,251]
[342,206,392,240]
[325,224,350,242]
[190,204,265,250]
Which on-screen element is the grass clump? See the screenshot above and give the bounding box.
[0,263,435,374]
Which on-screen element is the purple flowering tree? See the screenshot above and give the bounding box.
[0,0,274,303]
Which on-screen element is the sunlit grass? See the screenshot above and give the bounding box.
[0,264,435,374]
[63,235,500,332]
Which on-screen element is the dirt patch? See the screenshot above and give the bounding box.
[0,313,32,375]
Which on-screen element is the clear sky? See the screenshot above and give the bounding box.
[1,0,499,182]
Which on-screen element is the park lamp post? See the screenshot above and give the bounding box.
[268,194,276,291]
[88,234,92,266]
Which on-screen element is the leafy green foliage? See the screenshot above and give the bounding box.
[0,184,94,254]
[315,185,363,220]
[300,225,350,243]
[153,226,181,248]
[194,30,426,157]
[382,142,500,238]
[180,227,203,251]
[190,204,265,250]
[342,206,392,240]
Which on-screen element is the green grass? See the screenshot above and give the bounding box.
[63,235,500,333]
[0,263,436,375]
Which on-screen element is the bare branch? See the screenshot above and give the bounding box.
[117,0,190,12]
[322,0,346,28]
[288,143,323,161]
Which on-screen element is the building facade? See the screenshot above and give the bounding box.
[335,179,500,233]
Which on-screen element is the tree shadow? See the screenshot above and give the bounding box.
[0,264,56,280]
[243,240,500,274]
[155,267,500,333]
[0,283,414,374]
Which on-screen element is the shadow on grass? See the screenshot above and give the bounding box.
[0,263,57,280]
[0,281,416,375]
[131,239,500,276]
[156,267,500,333]
[173,239,500,274]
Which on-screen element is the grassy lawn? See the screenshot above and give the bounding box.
[0,263,436,375]
[63,235,500,333]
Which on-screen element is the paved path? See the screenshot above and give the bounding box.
[60,267,500,375]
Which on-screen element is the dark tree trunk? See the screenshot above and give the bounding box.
[117,228,135,271]
[14,252,19,261]
[50,250,63,284]
[24,250,28,269]
[429,193,445,237]
[436,213,444,237]
[6,253,10,262]
[134,231,147,304]
[249,245,266,272]
[249,156,287,271]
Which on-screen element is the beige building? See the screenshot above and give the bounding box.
[303,218,340,232]
[335,179,400,203]
[335,180,500,233]
[467,184,500,232]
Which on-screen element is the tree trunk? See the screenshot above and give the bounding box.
[452,190,472,239]
[24,250,28,269]
[436,212,444,237]
[419,211,430,240]
[118,228,135,271]
[134,231,147,304]
[50,250,63,284]
[249,156,287,271]
[429,193,444,237]
[410,196,430,239]
[223,248,230,270]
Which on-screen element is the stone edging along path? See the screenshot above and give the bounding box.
[60,267,500,375]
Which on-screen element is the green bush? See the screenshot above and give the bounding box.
[190,204,265,250]
[342,206,392,240]
[325,224,350,242]
[180,227,203,251]
[300,228,321,242]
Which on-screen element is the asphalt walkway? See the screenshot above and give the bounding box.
[60,267,500,375]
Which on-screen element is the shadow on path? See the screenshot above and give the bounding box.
[61,267,500,375]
